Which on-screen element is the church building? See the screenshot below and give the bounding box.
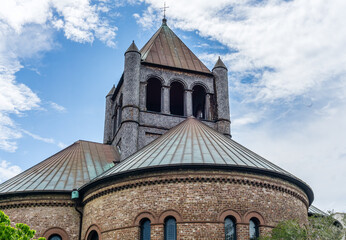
[0,18,314,240]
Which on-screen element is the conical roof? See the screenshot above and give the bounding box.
[140,20,211,74]
[92,117,313,205]
[125,40,139,53]
[0,140,119,195]
[213,56,227,70]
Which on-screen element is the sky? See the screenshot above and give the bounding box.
[0,0,345,213]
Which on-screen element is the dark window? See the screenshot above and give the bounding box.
[170,81,184,116]
[87,230,99,240]
[225,217,236,240]
[48,235,62,240]
[164,217,177,240]
[249,218,259,240]
[146,78,162,112]
[118,95,123,129]
[192,85,206,119]
[113,106,118,136]
[140,218,151,240]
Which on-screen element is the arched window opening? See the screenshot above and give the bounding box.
[164,217,177,240]
[170,81,185,116]
[146,78,162,112]
[113,106,118,136]
[87,230,99,240]
[249,218,260,240]
[118,95,123,129]
[48,235,62,240]
[192,85,206,119]
[225,216,236,240]
[140,218,151,240]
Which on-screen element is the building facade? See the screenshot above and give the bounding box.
[0,19,314,240]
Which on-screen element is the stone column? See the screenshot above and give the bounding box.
[205,93,211,120]
[185,89,193,116]
[162,85,170,114]
[140,82,147,111]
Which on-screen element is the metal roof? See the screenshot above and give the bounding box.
[308,205,328,216]
[97,117,297,179]
[0,140,119,195]
[140,19,211,74]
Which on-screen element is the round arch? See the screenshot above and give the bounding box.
[158,209,182,223]
[85,224,102,240]
[134,211,157,225]
[43,227,69,240]
[243,211,265,225]
[218,209,242,223]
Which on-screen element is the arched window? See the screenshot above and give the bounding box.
[170,81,184,116]
[192,85,206,119]
[225,216,236,240]
[48,235,62,240]
[87,230,99,240]
[249,218,260,240]
[113,106,118,136]
[118,95,123,129]
[140,218,151,240]
[164,217,177,240]
[146,78,162,112]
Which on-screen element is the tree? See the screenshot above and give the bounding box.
[260,214,345,240]
[0,210,45,240]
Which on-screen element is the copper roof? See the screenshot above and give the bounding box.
[140,20,211,74]
[0,141,119,194]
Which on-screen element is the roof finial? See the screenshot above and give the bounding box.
[161,2,169,25]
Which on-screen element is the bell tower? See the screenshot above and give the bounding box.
[104,19,231,160]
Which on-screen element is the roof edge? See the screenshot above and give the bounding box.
[79,164,314,206]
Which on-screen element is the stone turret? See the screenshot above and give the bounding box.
[120,41,141,159]
[213,57,231,137]
[103,85,115,144]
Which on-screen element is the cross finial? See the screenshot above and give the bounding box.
[161,2,169,20]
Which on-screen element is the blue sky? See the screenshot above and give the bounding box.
[1,0,346,213]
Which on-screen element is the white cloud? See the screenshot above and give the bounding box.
[0,0,118,152]
[21,129,66,149]
[0,160,22,183]
[49,102,66,112]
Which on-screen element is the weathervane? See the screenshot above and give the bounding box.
[161,2,169,20]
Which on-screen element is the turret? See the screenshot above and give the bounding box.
[119,41,141,159]
[213,57,231,137]
[103,85,115,144]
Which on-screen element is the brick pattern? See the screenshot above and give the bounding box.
[81,170,308,240]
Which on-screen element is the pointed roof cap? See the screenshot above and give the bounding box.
[140,21,211,74]
[213,56,227,70]
[125,40,139,54]
[0,141,120,195]
[90,117,313,204]
[107,85,115,97]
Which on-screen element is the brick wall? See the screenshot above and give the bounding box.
[81,169,309,240]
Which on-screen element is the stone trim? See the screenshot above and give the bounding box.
[158,209,183,223]
[122,105,140,110]
[243,211,265,225]
[0,201,74,209]
[85,224,102,240]
[169,78,188,89]
[133,211,158,225]
[218,209,242,223]
[43,227,69,240]
[82,174,309,208]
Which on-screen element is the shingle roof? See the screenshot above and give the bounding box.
[0,140,119,194]
[92,118,313,205]
[140,19,211,74]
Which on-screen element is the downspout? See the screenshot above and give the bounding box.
[72,189,83,240]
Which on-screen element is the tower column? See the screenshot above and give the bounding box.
[205,93,211,120]
[185,89,193,117]
[162,85,170,114]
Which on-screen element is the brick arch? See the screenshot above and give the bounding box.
[85,224,102,240]
[43,227,69,240]
[243,211,265,225]
[158,209,182,223]
[169,78,188,89]
[218,209,242,223]
[133,211,157,225]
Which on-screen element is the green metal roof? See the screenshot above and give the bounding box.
[0,141,119,195]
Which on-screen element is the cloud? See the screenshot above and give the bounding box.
[137,0,346,211]
[0,160,22,183]
[21,129,66,149]
[0,0,118,152]
[49,102,66,112]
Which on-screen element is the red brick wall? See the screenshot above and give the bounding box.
[0,193,80,240]
[82,170,309,240]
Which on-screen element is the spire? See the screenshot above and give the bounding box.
[213,56,227,70]
[106,84,115,97]
[161,2,169,26]
[125,40,139,54]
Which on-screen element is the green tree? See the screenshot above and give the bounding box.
[260,214,345,240]
[0,210,45,240]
